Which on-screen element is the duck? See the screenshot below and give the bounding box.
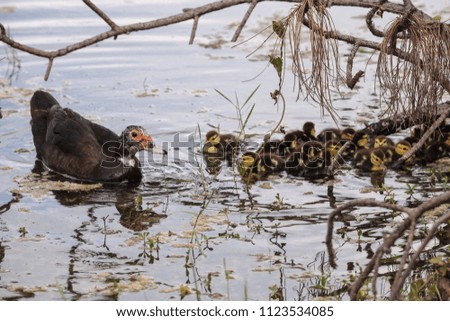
[420,133,450,164]
[30,90,155,183]
[300,141,330,179]
[352,130,371,149]
[372,135,394,149]
[278,122,317,157]
[285,148,303,176]
[317,127,355,143]
[340,128,356,141]
[302,121,317,141]
[238,151,284,180]
[382,139,413,165]
[203,130,238,159]
[352,148,386,172]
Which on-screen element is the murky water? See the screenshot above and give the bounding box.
[1,0,449,300]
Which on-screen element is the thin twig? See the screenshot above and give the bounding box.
[189,15,200,45]
[346,42,365,89]
[231,0,258,42]
[83,0,119,30]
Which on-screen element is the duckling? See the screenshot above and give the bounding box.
[279,122,317,156]
[372,135,394,149]
[258,139,282,155]
[382,140,413,165]
[352,130,371,149]
[324,139,348,167]
[301,141,330,179]
[317,127,355,143]
[420,133,450,164]
[340,128,356,141]
[317,128,341,142]
[324,139,343,158]
[352,148,386,172]
[257,153,285,176]
[203,130,238,159]
[202,141,224,157]
[302,121,317,141]
[285,148,303,176]
[278,131,299,157]
[238,151,284,180]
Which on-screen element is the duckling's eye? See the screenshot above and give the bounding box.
[130,131,138,138]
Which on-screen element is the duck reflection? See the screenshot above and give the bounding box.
[32,160,168,231]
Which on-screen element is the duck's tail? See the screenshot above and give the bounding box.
[30,90,60,158]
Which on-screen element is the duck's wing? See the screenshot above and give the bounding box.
[42,105,104,178]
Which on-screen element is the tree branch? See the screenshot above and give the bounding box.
[325,190,450,300]
[0,0,436,81]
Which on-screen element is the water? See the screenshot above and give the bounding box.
[0,0,449,300]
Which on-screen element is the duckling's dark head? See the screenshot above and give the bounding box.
[206,130,221,145]
[340,128,355,141]
[120,125,154,155]
[303,121,316,137]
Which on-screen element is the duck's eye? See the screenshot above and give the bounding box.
[131,130,139,138]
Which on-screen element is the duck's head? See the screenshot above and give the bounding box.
[374,135,393,148]
[325,140,342,157]
[206,130,221,146]
[395,140,412,156]
[303,141,324,163]
[370,149,386,167]
[353,130,370,149]
[303,121,316,137]
[340,128,355,141]
[240,152,259,168]
[121,125,154,154]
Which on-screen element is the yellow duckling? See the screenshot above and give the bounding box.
[203,130,238,158]
[352,148,386,172]
[372,135,394,149]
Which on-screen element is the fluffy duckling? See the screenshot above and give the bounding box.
[372,135,394,149]
[420,133,450,164]
[324,139,343,158]
[382,139,413,165]
[302,121,317,141]
[238,151,284,180]
[352,130,371,149]
[352,148,386,172]
[279,122,317,157]
[301,141,330,179]
[285,148,303,176]
[317,128,341,142]
[317,127,355,143]
[340,128,356,141]
[203,130,238,158]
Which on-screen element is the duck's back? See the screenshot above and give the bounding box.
[30,90,142,183]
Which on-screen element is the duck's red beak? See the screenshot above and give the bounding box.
[136,132,153,150]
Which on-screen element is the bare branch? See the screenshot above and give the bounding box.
[0,0,438,82]
[346,42,365,89]
[83,0,119,31]
[328,190,450,300]
[231,0,258,42]
[365,0,388,37]
[189,14,200,45]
